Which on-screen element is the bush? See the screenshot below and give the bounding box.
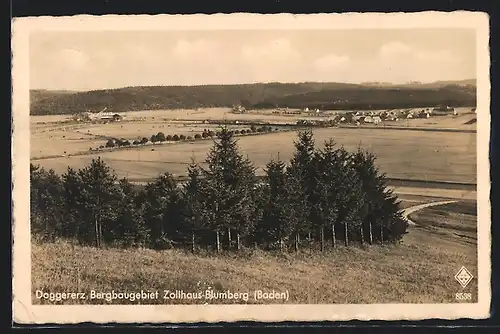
[202,132,209,138]
[166,135,173,141]
[105,139,115,148]
[187,136,193,140]
[156,132,166,142]
[173,134,180,141]
[179,134,186,140]
[194,134,202,139]
[140,137,149,144]
[133,140,140,145]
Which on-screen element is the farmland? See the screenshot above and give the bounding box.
[31,108,477,184]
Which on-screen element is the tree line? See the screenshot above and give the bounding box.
[31,127,408,252]
[101,126,278,149]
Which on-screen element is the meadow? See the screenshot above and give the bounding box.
[33,126,477,183]
[31,198,478,305]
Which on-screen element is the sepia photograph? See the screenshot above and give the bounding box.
[12,12,491,323]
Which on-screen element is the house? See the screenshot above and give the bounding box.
[432,105,456,115]
[363,116,373,123]
[232,105,246,113]
[372,116,382,124]
[112,114,123,122]
[418,111,430,119]
[352,115,363,123]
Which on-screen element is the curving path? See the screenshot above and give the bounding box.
[402,200,459,226]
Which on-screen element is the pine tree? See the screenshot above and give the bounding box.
[61,167,83,241]
[143,172,179,249]
[30,165,64,241]
[283,168,310,252]
[181,160,208,252]
[261,158,294,251]
[350,148,408,244]
[77,157,122,247]
[332,148,364,246]
[314,139,347,251]
[286,130,316,250]
[200,126,258,251]
[116,178,150,247]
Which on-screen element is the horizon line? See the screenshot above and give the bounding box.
[30,78,477,93]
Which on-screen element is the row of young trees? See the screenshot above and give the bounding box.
[31,127,408,252]
[102,126,278,150]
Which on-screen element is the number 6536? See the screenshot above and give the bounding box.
[455,292,472,300]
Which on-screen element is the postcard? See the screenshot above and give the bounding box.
[12,12,491,324]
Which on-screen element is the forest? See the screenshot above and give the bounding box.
[30,81,476,115]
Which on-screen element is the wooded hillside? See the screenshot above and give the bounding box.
[30,81,476,115]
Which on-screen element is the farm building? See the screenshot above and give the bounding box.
[232,105,246,113]
[96,112,123,121]
[363,116,373,123]
[432,105,457,115]
[418,110,431,118]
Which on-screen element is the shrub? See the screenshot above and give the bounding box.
[105,139,115,148]
[156,132,166,142]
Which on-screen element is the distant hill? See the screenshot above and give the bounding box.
[30,81,476,115]
[400,79,477,89]
[30,89,80,106]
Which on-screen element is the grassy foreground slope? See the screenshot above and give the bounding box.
[32,199,477,305]
[30,81,476,115]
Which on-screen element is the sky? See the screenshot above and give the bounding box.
[30,29,476,91]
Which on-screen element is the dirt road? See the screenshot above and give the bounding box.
[402,200,459,226]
